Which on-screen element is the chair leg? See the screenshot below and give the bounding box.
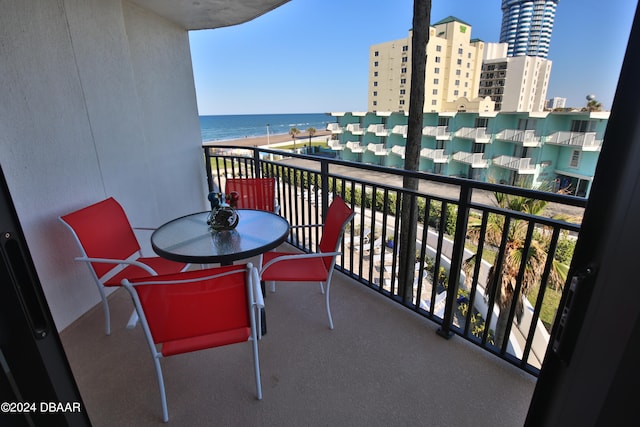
[251,337,263,400]
[319,282,325,294]
[126,310,139,329]
[152,355,169,422]
[325,281,334,330]
[269,281,276,293]
[98,286,111,335]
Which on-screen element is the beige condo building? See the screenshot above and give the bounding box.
[368,16,486,113]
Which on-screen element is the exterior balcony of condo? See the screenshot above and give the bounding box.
[423,125,452,140]
[392,124,408,138]
[328,139,345,150]
[455,127,492,143]
[327,122,343,134]
[420,148,449,163]
[543,131,602,151]
[346,123,365,135]
[495,129,542,147]
[391,145,406,159]
[367,123,391,137]
[346,140,365,153]
[367,143,389,156]
[492,155,537,174]
[452,151,490,168]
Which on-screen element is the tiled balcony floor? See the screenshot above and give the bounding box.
[60,251,536,426]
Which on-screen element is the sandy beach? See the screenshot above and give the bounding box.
[204,129,332,148]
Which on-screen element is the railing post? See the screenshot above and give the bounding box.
[203,146,214,192]
[437,184,472,339]
[253,148,262,178]
[321,160,329,218]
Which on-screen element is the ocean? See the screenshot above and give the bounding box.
[199,113,333,142]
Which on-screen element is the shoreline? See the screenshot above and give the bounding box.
[203,130,332,148]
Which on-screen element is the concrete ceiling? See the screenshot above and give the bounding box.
[129,0,290,30]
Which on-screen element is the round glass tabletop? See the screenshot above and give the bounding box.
[151,209,290,264]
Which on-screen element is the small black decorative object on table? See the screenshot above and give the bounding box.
[207,191,240,231]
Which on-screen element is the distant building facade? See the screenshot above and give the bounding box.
[547,97,567,110]
[327,110,608,197]
[500,0,559,59]
[368,17,484,113]
[479,43,552,112]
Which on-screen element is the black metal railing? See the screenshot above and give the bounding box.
[203,144,586,376]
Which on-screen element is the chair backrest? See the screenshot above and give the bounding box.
[318,196,355,269]
[60,197,140,279]
[126,265,251,348]
[225,178,276,212]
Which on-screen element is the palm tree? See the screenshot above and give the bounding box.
[306,127,316,152]
[463,190,568,346]
[289,127,300,150]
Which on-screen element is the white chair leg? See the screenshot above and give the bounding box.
[319,282,325,294]
[325,281,334,330]
[252,336,262,400]
[269,281,276,293]
[97,286,111,335]
[152,356,169,422]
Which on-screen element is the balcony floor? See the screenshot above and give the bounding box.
[60,250,536,426]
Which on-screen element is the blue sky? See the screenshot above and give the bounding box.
[189,0,636,115]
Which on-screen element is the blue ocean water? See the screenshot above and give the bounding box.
[199,113,333,142]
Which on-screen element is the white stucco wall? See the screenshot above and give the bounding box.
[0,0,208,330]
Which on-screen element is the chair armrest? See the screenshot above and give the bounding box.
[75,256,158,276]
[260,251,342,274]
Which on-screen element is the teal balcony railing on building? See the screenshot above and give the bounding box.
[203,144,586,376]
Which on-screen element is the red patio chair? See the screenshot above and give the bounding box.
[225,177,279,213]
[59,197,189,335]
[259,196,354,329]
[122,263,263,422]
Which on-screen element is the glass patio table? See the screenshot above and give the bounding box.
[151,209,290,265]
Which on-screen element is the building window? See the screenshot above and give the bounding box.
[402,57,408,63]
[374,71,378,77]
[455,80,460,86]
[570,150,581,168]
[374,51,379,57]
[373,81,378,87]
[374,61,378,67]
[402,45,408,51]
[432,100,437,105]
[373,91,377,96]
[475,118,489,128]
[401,78,406,84]
[454,90,459,96]
[433,89,438,95]
[571,120,596,132]
[373,101,377,106]
[435,57,441,63]
[401,67,407,73]
[436,45,442,52]
[434,67,440,74]
[433,78,439,84]
[458,48,463,54]
[456,69,461,76]
[400,89,406,95]
[457,59,462,65]
[399,100,405,105]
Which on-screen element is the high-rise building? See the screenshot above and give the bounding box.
[368,17,485,113]
[480,43,552,112]
[500,0,559,59]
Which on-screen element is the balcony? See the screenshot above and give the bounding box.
[392,124,408,138]
[327,123,343,134]
[544,131,601,151]
[367,123,390,137]
[495,129,541,147]
[345,123,365,135]
[452,152,489,168]
[59,144,590,424]
[60,144,589,424]
[328,139,345,150]
[493,155,537,174]
[423,125,451,140]
[455,127,491,143]
[367,143,389,156]
[391,145,405,159]
[420,148,449,163]
[346,141,365,153]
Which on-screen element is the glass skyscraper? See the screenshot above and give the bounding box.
[499,0,559,58]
